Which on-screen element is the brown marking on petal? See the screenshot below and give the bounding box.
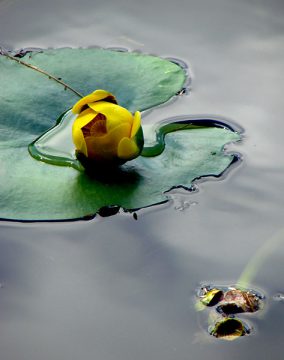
[82,113,107,137]
[104,95,117,104]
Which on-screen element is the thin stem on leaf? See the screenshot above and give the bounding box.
[1,50,83,98]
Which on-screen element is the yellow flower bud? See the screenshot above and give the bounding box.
[72,90,144,165]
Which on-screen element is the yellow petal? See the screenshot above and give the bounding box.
[130,111,141,138]
[73,108,97,129]
[72,125,88,157]
[72,90,117,114]
[85,123,131,160]
[88,101,133,133]
[117,137,139,160]
[72,108,97,157]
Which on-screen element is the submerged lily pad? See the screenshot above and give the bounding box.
[197,285,263,340]
[200,288,224,307]
[209,317,250,341]
[217,289,261,315]
[0,47,240,221]
[197,285,264,314]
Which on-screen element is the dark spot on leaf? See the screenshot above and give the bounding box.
[98,205,120,217]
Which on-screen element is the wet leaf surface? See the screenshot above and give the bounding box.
[0,48,240,221]
[209,317,250,341]
[0,47,187,146]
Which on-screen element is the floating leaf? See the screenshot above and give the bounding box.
[0,47,186,145]
[0,115,239,220]
[0,48,240,221]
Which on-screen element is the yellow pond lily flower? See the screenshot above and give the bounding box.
[72,90,144,165]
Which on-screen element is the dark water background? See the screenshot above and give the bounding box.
[1,0,284,359]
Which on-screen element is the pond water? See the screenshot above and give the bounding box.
[1,0,284,358]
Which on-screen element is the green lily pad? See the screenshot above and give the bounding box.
[0,47,240,221]
[0,47,186,145]
[2,111,239,220]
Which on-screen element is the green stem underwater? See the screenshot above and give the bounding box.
[237,228,284,289]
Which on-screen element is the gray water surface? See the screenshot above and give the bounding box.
[1,0,284,359]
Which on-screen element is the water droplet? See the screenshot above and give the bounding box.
[174,201,189,211]
[174,200,197,211]
[273,293,284,302]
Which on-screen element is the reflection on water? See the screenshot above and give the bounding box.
[1,0,284,359]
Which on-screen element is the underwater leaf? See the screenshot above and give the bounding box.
[197,285,263,315]
[209,318,250,341]
[217,289,262,315]
[200,288,224,307]
[197,285,263,340]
